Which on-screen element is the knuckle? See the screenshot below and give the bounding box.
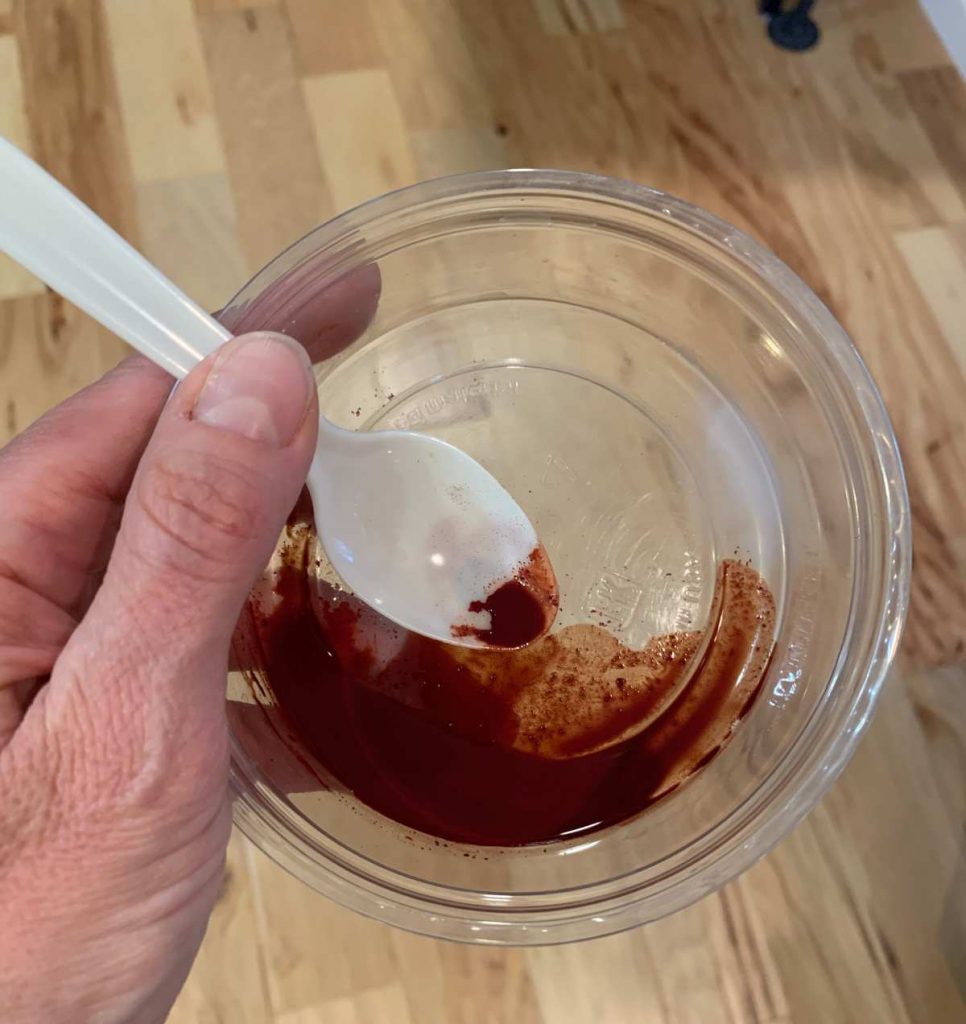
[133,449,265,581]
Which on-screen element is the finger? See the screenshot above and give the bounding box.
[0,571,74,745]
[43,331,317,784]
[218,261,381,364]
[0,576,74,686]
[0,356,172,615]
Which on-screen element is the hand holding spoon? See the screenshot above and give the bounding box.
[0,138,557,649]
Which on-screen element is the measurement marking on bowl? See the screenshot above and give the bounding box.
[674,554,705,630]
[581,570,643,629]
[773,561,821,701]
[389,377,520,430]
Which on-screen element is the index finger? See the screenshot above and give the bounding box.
[0,356,172,616]
[218,261,381,365]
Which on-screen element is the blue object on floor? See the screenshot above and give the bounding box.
[759,0,820,52]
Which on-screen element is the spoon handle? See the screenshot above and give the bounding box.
[0,137,229,378]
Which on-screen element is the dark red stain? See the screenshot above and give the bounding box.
[452,545,559,649]
[466,578,548,647]
[238,493,776,847]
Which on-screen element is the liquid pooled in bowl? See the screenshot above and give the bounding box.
[239,492,776,846]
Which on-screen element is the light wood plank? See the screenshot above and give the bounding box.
[1,0,139,418]
[8,0,136,387]
[135,173,245,312]
[866,6,954,72]
[167,832,273,1024]
[278,986,413,1024]
[715,885,792,1024]
[895,222,966,376]
[372,0,497,132]
[805,27,965,231]
[532,0,625,35]
[411,126,509,179]
[391,932,544,1024]
[640,899,783,1024]
[302,69,417,210]
[0,294,130,444]
[14,0,140,243]
[816,0,912,27]
[700,2,966,667]
[199,6,332,273]
[103,0,224,182]
[0,35,43,298]
[285,0,383,75]
[736,816,913,1024]
[819,672,966,1022]
[741,670,966,1023]
[907,664,966,817]
[195,0,278,12]
[527,931,669,1024]
[899,65,966,211]
[248,847,400,1017]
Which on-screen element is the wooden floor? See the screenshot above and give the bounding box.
[2,1,965,1021]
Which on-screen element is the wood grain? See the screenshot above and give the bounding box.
[0,33,42,298]
[374,0,496,132]
[199,6,333,272]
[103,0,224,182]
[527,932,671,1023]
[866,5,955,73]
[1,0,137,431]
[15,0,140,241]
[531,0,625,35]
[895,222,966,376]
[195,0,279,13]
[410,125,509,179]
[277,986,413,1024]
[695,2,966,667]
[166,833,273,1024]
[302,68,417,209]
[285,0,383,76]
[392,936,543,1024]
[900,65,966,209]
[248,851,401,1015]
[135,173,246,311]
[0,1,963,1021]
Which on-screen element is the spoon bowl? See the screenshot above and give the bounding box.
[310,418,555,646]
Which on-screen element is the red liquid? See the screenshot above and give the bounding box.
[239,498,775,847]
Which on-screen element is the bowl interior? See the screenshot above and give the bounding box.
[223,172,906,940]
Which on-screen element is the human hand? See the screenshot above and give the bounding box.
[0,261,378,1023]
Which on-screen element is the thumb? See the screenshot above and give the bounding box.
[64,331,318,736]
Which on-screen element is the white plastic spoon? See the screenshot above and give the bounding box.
[0,137,557,649]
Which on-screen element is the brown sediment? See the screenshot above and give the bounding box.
[236,492,776,847]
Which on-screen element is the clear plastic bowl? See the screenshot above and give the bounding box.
[221,170,909,944]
